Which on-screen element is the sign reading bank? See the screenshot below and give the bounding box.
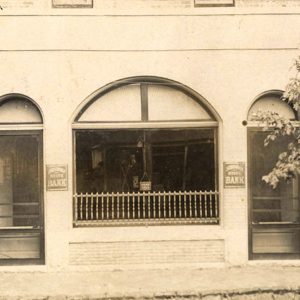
[224,162,245,188]
[46,165,68,191]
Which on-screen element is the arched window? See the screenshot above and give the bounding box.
[0,94,44,264]
[247,91,300,260]
[73,77,220,226]
[247,91,297,121]
[0,96,42,124]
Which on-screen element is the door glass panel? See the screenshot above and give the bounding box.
[0,135,40,228]
[250,131,300,224]
[0,134,42,261]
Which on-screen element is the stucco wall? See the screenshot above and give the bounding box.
[0,3,299,269]
[2,0,300,14]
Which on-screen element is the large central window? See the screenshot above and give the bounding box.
[73,77,219,226]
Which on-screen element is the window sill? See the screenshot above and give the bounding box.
[74,218,219,227]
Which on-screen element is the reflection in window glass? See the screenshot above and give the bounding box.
[0,136,40,228]
[75,129,216,194]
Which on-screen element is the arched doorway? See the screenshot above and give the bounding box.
[72,76,221,226]
[247,91,300,259]
[0,94,44,264]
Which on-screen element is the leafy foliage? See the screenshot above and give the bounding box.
[251,56,300,188]
[282,78,300,111]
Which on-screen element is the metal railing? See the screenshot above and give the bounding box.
[73,190,219,226]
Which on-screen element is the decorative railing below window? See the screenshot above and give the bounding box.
[73,190,219,226]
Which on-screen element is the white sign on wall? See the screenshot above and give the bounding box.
[224,162,245,188]
[52,0,93,8]
[46,165,68,191]
[195,0,234,6]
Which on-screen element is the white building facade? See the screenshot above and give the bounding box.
[0,0,299,270]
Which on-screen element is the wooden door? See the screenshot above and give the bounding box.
[248,129,300,259]
[0,132,44,264]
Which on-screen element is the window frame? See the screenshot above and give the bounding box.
[72,77,220,227]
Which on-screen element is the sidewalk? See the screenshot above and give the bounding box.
[0,265,300,299]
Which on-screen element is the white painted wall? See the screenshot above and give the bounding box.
[0,2,299,269]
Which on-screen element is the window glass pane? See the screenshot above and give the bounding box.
[152,145,184,191]
[77,85,141,122]
[251,131,300,223]
[0,136,40,227]
[76,129,216,193]
[75,128,218,224]
[0,99,42,123]
[150,129,215,191]
[248,95,295,120]
[148,85,212,121]
[76,130,143,193]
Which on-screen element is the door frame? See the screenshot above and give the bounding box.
[247,127,300,260]
[0,130,44,265]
